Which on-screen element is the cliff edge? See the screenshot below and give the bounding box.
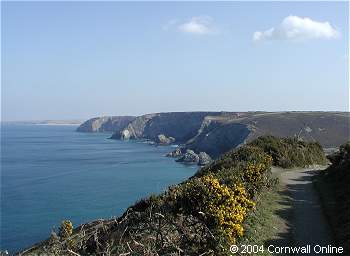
[77,111,350,159]
[76,116,135,133]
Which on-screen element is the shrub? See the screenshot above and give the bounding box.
[197,145,271,177]
[162,146,273,253]
[328,141,350,166]
[197,145,273,198]
[173,175,254,245]
[249,135,327,168]
[318,142,350,253]
[58,220,73,239]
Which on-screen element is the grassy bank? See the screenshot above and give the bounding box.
[238,183,292,256]
[314,142,350,254]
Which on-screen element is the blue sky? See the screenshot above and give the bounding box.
[2,1,348,121]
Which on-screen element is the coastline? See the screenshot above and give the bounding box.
[33,123,81,126]
[1,124,196,253]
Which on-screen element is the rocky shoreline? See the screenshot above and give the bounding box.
[77,111,350,163]
[166,148,213,166]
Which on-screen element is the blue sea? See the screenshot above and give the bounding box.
[0,124,196,253]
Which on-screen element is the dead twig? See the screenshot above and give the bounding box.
[67,249,81,256]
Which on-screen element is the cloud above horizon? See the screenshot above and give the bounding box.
[178,16,215,35]
[163,16,216,35]
[253,15,340,42]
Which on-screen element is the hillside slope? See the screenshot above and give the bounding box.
[77,112,350,158]
[76,116,135,133]
[185,112,349,157]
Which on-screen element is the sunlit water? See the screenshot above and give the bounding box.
[1,124,196,253]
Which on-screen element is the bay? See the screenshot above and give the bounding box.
[0,124,196,253]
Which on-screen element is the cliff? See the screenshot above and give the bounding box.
[77,111,350,159]
[76,116,135,133]
[110,112,222,142]
[185,111,350,157]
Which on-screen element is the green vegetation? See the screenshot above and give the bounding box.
[315,142,350,254]
[249,135,327,168]
[105,146,274,255]
[239,185,293,256]
[58,220,73,239]
[21,136,328,256]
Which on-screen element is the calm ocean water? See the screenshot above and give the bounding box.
[0,124,196,253]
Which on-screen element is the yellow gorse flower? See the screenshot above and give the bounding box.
[177,154,271,246]
[194,175,255,244]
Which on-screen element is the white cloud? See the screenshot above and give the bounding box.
[253,15,340,42]
[178,16,215,35]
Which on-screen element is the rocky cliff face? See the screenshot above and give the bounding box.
[183,112,350,158]
[76,116,135,133]
[185,121,250,158]
[78,112,350,159]
[110,112,222,142]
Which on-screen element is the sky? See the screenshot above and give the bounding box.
[1,1,349,121]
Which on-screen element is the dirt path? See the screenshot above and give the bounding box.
[271,166,333,255]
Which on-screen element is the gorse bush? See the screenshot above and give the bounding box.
[198,146,271,176]
[249,135,327,168]
[197,146,273,198]
[171,175,255,245]
[200,177,254,244]
[123,143,275,254]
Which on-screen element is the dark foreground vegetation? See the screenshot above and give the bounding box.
[315,142,350,254]
[20,136,327,256]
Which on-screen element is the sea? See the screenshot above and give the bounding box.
[0,124,197,253]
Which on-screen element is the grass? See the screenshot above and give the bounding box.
[314,142,350,254]
[239,175,293,256]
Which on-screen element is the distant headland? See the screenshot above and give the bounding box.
[3,120,83,126]
[77,111,350,164]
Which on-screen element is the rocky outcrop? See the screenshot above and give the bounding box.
[120,129,131,140]
[174,150,212,166]
[176,149,200,164]
[166,147,184,158]
[185,121,250,158]
[198,152,212,166]
[155,134,175,145]
[114,114,157,140]
[77,116,135,133]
